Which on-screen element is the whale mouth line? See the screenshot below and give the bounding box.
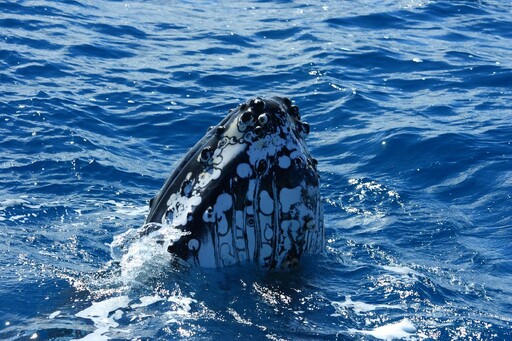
[144,96,324,269]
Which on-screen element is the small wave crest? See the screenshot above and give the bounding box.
[70,223,196,340]
[109,222,187,286]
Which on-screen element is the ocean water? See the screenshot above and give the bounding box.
[1,0,511,339]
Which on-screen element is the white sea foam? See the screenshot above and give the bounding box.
[332,295,401,315]
[382,265,418,276]
[48,310,61,319]
[74,293,197,340]
[0,198,30,209]
[74,296,131,341]
[165,295,198,324]
[350,319,417,340]
[131,294,165,308]
[119,229,182,284]
[110,202,148,217]
[110,221,187,285]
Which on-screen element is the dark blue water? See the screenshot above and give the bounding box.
[1,0,511,339]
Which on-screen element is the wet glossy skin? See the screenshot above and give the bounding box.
[145,97,324,269]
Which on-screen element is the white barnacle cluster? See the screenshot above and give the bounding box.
[165,172,202,228]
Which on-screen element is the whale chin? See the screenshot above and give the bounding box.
[144,96,324,269]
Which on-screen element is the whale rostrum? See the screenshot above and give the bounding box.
[145,97,324,269]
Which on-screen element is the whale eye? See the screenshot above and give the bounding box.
[257,113,268,125]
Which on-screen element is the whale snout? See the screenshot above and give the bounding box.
[233,97,310,142]
[145,96,324,269]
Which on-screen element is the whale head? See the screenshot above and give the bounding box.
[145,97,324,269]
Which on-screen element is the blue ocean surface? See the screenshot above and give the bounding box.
[1,0,511,339]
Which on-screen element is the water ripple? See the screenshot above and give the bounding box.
[1,0,511,339]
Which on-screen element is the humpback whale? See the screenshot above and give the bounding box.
[145,97,324,269]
